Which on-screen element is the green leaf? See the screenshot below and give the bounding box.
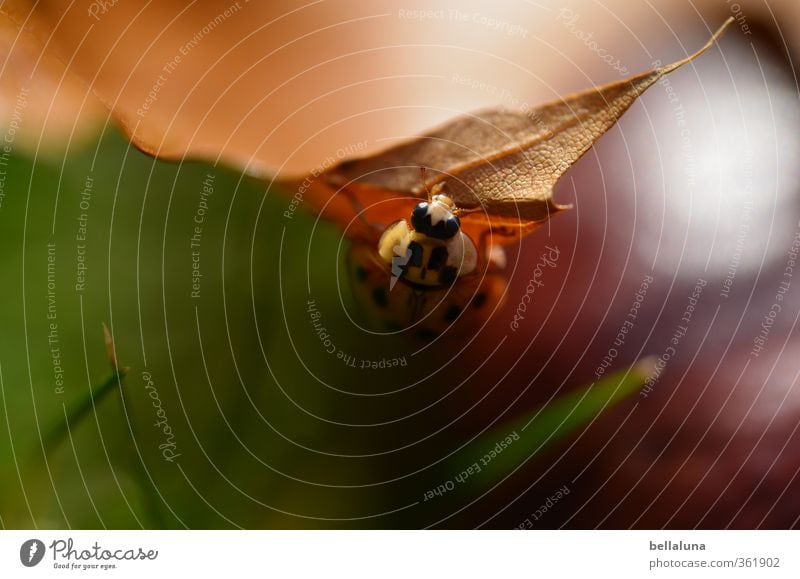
[43,368,126,454]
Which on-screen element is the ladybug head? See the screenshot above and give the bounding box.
[410,194,460,240]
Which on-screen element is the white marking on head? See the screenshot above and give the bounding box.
[426,195,455,225]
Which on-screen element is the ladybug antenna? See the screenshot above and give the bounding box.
[419,165,433,203]
[419,166,449,207]
[453,206,481,217]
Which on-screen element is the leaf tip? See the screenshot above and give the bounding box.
[551,200,574,214]
[703,16,735,51]
[633,355,659,382]
[102,322,119,372]
[660,18,734,75]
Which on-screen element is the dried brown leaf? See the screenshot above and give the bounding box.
[308,18,732,244]
[7,0,552,175]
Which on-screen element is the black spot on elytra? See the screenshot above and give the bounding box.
[472,292,487,309]
[416,327,440,340]
[372,287,388,308]
[438,266,458,285]
[444,304,461,322]
[354,265,368,282]
[427,246,448,270]
[407,241,424,267]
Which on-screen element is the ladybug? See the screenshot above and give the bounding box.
[341,175,508,338]
[346,243,507,339]
[378,190,477,288]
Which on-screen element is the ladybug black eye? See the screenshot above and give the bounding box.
[411,203,433,235]
[444,216,460,237]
